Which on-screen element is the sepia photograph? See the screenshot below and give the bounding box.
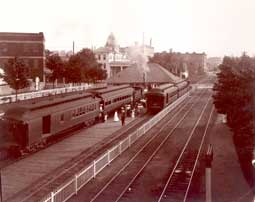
[0,0,254,201]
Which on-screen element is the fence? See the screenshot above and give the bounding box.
[38,91,190,202]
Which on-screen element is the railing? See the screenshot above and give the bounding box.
[0,83,107,104]
[38,90,191,202]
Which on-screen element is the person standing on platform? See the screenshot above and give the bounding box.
[121,107,126,126]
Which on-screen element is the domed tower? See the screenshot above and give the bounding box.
[105,32,119,52]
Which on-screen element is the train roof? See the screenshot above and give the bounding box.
[157,83,175,90]
[175,80,189,88]
[4,93,100,121]
[146,84,178,96]
[22,92,94,110]
[90,84,131,94]
[1,90,94,111]
[89,85,133,99]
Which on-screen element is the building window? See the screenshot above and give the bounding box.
[103,54,106,60]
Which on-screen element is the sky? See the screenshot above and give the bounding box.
[1,0,255,57]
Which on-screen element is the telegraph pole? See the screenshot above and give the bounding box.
[206,144,213,202]
[72,41,74,55]
[0,170,2,202]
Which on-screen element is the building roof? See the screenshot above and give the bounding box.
[0,32,44,41]
[105,32,118,49]
[94,46,112,53]
[107,63,182,84]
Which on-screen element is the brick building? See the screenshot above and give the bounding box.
[0,32,45,82]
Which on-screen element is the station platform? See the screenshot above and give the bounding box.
[1,115,139,201]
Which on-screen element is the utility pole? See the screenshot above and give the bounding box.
[206,144,213,202]
[72,41,75,55]
[0,170,2,202]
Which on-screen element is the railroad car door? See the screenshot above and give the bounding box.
[19,123,28,148]
[42,115,51,134]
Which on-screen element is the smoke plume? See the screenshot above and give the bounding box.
[128,44,150,74]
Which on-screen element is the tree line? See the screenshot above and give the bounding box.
[46,48,107,85]
[213,53,255,185]
[213,53,255,138]
[0,48,107,99]
[149,51,205,79]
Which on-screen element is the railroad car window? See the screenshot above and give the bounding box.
[42,115,51,134]
[60,114,64,122]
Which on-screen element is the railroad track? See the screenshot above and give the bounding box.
[157,105,214,202]
[23,90,196,202]
[5,113,151,202]
[66,88,212,202]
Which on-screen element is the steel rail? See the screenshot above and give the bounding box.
[157,97,211,202]
[89,89,207,202]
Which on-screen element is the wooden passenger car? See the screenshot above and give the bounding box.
[176,80,190,97]
[91,85,134,114]
[1,92,100,149]
[146,84,178,113]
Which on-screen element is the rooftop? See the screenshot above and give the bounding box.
[107,63,182,84]
[0,32,44,41]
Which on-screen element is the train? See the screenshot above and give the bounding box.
[145,80,190,113]
[0,85,143,155]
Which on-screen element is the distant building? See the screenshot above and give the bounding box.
[182,52,207,74]
[0,32,45,82]
[94,33,154,78]
[94,33,130,78]
[51,50,73,61]
[163,51,207,77]
[207,57,222,71]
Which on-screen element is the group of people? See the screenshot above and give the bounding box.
[99,103,145,126]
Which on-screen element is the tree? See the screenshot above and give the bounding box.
[149,51,185,76]
[213,54,255,138]
[86,65,107,83]
[64,48,106,84]
[46,53,65,87]
[0,57,30,101]
[213,54,255,186]
[65,55,83,84]
[77,48,99,82]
